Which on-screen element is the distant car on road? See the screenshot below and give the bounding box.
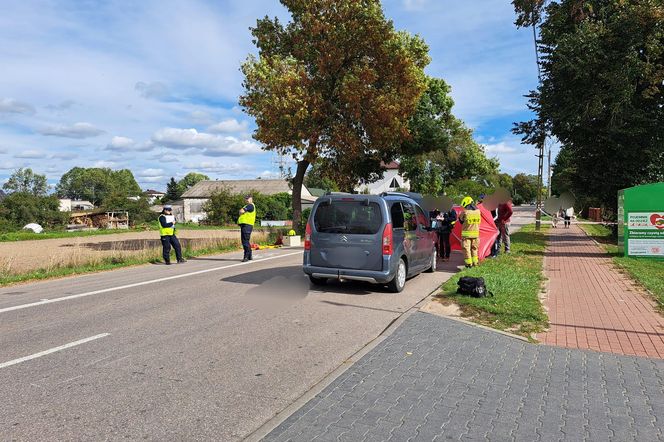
[303,192,437,293]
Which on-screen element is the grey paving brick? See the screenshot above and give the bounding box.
[387,418,424,442]
[313,424,348,442]
[338,422,374,442]
[263,313,664,442]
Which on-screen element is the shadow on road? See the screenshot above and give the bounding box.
[320,300,402,314]
[222,266,302,284]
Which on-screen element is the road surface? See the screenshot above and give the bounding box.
[0,206,534,440]
[0,248,460,440]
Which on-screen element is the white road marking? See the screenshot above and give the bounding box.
[0,333,110,369]
[0,251,302,315]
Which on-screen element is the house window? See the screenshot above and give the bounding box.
[389,178,400,189]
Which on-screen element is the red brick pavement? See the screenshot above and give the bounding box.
[537,224,664,358]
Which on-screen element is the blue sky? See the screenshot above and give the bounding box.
[0,0,547,191]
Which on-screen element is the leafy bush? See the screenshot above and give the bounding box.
[203,186,245,226]
[0,192,69,228]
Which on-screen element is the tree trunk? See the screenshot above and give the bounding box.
[292,159,310,233]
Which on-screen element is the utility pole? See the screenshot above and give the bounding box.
[532,7,545,231]
[547,144,552,198]
[535,141,544,231]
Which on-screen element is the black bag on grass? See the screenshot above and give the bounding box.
[456,277,493,298]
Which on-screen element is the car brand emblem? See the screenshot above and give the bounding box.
[340,235,348,243]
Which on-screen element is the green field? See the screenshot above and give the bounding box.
[436,224,549,338]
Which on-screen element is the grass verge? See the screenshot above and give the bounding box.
[434,224,549,339]
[578,223,664,308]
[0,239,242,286]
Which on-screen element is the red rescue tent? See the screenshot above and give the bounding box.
[450,204,499,260]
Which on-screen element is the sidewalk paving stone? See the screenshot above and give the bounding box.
[263,312,664,442]
[538,225,664,358]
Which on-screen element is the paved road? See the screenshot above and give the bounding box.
[267,312,664,442]
[0,246,456,440]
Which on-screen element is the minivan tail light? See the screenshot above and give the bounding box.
[304,222,312,250]
[382,223,393,256]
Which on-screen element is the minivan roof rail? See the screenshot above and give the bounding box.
[324,191,353,196]
[380,191,423,200]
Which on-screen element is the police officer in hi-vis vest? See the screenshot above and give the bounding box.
[238,195,256,262]
[159,205,186,265]
[458,197,481,268]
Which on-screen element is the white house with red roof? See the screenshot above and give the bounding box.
[355,161,410,195]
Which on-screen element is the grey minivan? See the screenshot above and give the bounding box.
[303,192,438,292]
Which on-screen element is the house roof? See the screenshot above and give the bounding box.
[182,179,312,198]
[381,161,400,170]
[144,189,165,195]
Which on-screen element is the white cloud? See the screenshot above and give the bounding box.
[50,152,78,160]
[151,128,262,156]
[403,0,427,11]
[137,168,166,178]
[135,81,171,100]
[184,161,248,175]
[13,150,44,159]
[105,136,155,152]
[0,161,24,170]
[485,142,519,155]
[0,98,36,115]
[258,170,281,179]
[93,160,118,168]
[207,118,249,134]
[45,100,76,111]
[39,122,105,139]
[190,110,214,125]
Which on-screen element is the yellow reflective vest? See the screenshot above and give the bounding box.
[460,209,481,238]
[158,215,175,236]
[238,205,257,226]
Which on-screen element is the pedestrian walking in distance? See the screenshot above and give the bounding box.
[459,197,481,268]
[159,205,185,265]
[238,195,256,262]
[496,199,513,254]
[564,206,574,228]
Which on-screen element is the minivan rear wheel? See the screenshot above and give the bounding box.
[309,275,328,286]
[388,258,407,293]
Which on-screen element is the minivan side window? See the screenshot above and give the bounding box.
[390,203,405,229]
[401,202,417,232]
[415,205,429,230]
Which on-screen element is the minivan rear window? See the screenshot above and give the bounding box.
[314,201,383,234]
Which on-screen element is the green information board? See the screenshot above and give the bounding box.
[618,182,664,258]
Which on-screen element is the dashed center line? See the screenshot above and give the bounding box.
[0,333,110,369]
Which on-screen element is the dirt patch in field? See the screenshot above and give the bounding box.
[0,229,268,274]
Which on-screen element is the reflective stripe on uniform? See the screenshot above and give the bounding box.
[461,209,481,238]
